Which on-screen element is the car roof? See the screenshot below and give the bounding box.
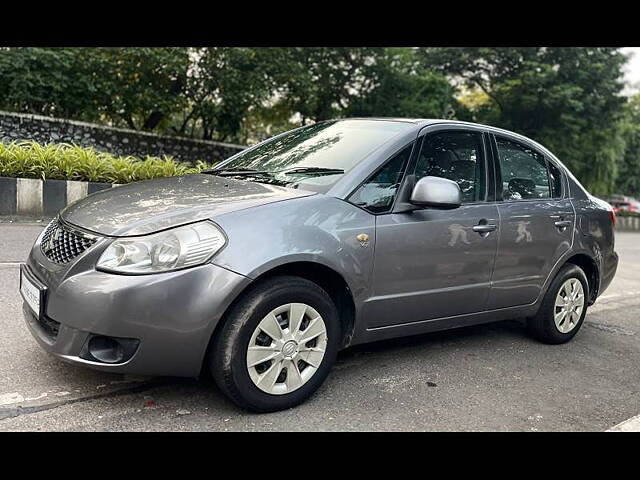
[341,117,525,135]
[341,117,549,147]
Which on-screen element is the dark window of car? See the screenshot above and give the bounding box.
[414,131,486,203]
[495,137,550,200]
[348,144,413,213]
[547,160,563,198]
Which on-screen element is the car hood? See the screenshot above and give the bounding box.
[61,174,315,236]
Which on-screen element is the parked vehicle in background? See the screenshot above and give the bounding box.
[20,118,619,412]
[607,196,640,214]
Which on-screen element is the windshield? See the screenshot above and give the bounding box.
[212,119,413,190]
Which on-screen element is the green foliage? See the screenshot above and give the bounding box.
[615,210,640,217]
[1,47,639,197]
[420,47,628,196]
[268,47,383,122]
[0,47,190,130]
[0,141,210,184]
[176,47,283,142]
[85,47,190,131]
[615,94,640,197]
[0,48,96,119]
[347,48,454,118]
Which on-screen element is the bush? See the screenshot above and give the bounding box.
[0,141,214,184]
[615,210,640,218]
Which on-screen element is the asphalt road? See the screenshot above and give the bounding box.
[1,219,638,431]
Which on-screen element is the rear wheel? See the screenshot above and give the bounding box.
[527,263,589,344]
[211,276,340,412]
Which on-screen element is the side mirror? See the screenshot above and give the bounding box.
[410,176,462,209]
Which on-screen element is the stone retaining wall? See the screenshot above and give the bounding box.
[0,110,245,165]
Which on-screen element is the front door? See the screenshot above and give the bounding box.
[363,128,499,329]
[487,134,575,309]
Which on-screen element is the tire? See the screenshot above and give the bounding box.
[210,275,340,412]
[527,263,589,344]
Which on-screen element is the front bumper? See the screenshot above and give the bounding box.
[23,240,251,377]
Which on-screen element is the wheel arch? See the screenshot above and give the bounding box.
[536,250,601,315]
[201,260,357,376]
[249,261,357,349]
[564,253,600,305]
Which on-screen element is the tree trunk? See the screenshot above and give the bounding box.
[142,111,165,131]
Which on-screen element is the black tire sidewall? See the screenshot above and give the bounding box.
[213,277,340,412]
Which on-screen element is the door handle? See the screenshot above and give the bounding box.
[554,220,572,228]
[472,224,497,233]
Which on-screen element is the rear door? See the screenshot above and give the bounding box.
[487,133,574,309]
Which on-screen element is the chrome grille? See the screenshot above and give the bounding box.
[40,218,98,264]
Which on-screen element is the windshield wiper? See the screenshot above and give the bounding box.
[202,167,271,177]
[282,167,344,175]
[202,166,344,180]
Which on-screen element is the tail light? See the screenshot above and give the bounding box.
[609,209,616,228]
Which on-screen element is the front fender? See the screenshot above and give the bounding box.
[209,195,376,304]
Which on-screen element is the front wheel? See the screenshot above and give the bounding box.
[211,276,340,412]
[527,263,589,344]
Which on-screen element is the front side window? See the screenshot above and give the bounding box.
[496,137,550,200]
[414,131,486,203]
[348,144,413,213]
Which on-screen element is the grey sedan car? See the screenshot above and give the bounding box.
[20,118,618,412]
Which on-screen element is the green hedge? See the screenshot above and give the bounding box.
[615,210,640,218]
[0,141,214,184]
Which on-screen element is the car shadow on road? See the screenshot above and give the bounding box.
[165,318,534,407]
[20,318,532,416]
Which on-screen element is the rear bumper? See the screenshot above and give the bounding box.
[22,261,251,377]
[599,250,618,298]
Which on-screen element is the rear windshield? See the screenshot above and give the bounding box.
[219,120,413,175]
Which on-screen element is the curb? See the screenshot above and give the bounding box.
[0,177,113,216]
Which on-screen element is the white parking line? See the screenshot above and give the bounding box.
[607,414,640,432]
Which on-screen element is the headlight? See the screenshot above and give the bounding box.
[97,221,226,274]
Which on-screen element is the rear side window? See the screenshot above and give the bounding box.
[547,160,563,198]
[495,137,550,200]
[348,144,412,213]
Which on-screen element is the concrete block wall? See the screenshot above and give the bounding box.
[616,216,640,231]
[0,176,113,216]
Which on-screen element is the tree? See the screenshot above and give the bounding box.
[615,94,640,197]
[271,47,383,123]
[0,47,98,119]
[347,48,455,119]
[77,48,190,131]
[172,47,280,143]
[0,47,190,131]
[420,47,628,195]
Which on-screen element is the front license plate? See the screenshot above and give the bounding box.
[20,266,44,317]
